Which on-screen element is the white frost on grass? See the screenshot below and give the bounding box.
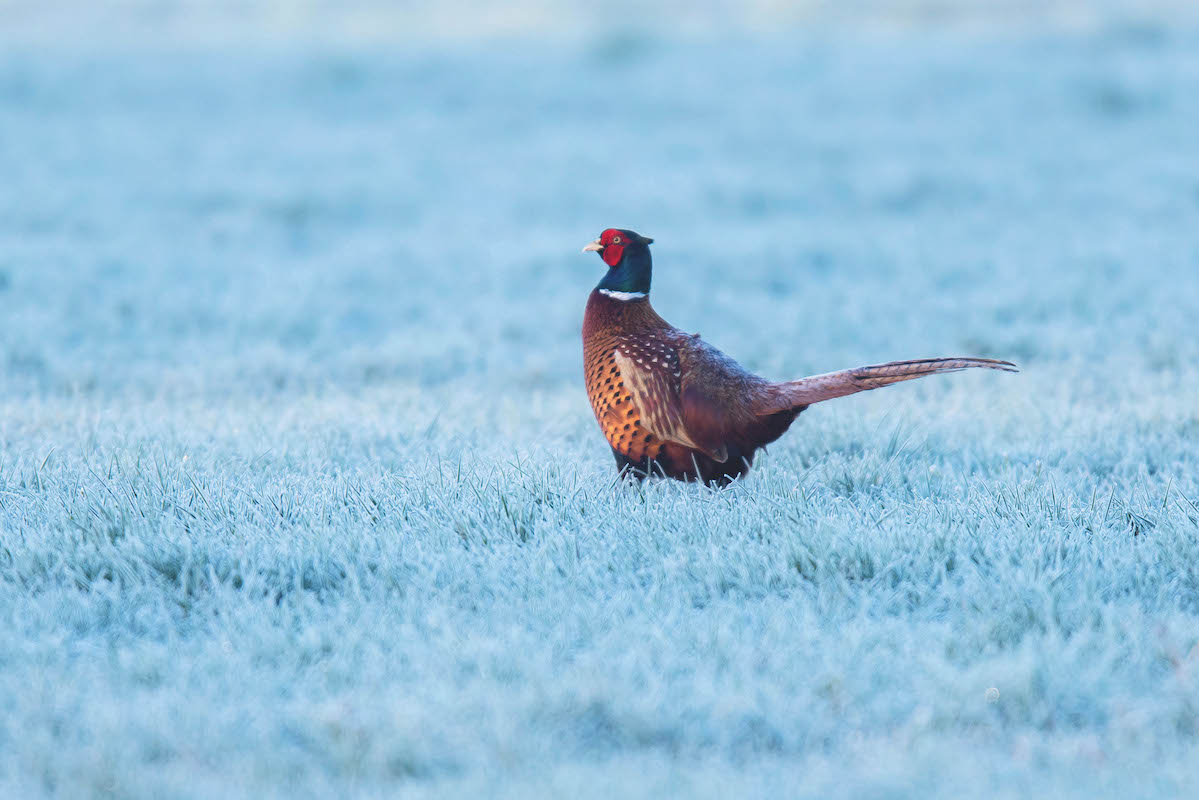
[2,28,1199,800]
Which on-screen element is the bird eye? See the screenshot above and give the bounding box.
[613,236,622,243]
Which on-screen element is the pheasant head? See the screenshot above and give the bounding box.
[582,228,655,298]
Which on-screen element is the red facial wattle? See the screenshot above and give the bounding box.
[597,228,629,267]
[602,244,625,266]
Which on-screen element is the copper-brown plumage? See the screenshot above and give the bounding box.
[581,228,1017,485]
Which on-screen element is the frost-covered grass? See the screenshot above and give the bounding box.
[3,26,1199,799]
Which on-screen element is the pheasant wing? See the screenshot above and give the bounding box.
[614,348,728,462]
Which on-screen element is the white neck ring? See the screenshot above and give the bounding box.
[598,289,648,301]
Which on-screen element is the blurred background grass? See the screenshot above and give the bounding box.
[4,1,1199,42]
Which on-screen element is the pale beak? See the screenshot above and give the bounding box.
[581,239,603,253]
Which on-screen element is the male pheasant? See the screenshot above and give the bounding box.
[581,228,1016,486]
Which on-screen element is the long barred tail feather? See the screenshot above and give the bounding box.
[754,357,1018,415]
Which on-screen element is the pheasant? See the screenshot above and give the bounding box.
[581,228,1016,485]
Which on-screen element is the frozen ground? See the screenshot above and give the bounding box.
[2,19,1199,800]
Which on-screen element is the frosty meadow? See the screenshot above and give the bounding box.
[3,9,1199,800]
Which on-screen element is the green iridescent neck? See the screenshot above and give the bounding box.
[597,245,652,296]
